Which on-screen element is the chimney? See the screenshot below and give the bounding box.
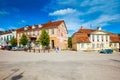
[80,26,84,29]
[97,26,102,30]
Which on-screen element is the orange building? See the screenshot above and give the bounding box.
[16,20,68,50]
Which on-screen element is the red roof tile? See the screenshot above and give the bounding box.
[42,20,64,28]
[16,20,64,32]
[73,28,120,43]
[75,33,90,43]
[110,34,120,42]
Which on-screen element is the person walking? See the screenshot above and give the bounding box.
[55,46,59,53]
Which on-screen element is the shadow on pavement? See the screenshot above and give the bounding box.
[11,72,24,80]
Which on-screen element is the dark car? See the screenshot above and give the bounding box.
[6,46,12,50]
[100,49,113,54]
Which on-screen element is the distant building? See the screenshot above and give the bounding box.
[0,30,16,46]
[72,26,120,51]
[16,20,68,50]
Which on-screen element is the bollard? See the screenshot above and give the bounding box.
[29,49,31,52]
[38,49,40,53]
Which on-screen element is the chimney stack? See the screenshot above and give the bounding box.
[80,26,84,29]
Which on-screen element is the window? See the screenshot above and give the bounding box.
[106,35,108,42]
[101,43,104,48]
[114,43,117,47]
[97,43,99,48]
[101,35,103,41]
[97,35,99,42]
[81,43,84,48]
[51,29,54,34]
[37,32,39,36]
[92,44,95,48]
[92,35,94,41]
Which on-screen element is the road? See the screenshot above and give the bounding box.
[0,50,120,80]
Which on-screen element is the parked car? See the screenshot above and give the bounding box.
[6,46,12,50]
[1,46,7,50]
[12,46,25,51]
[100,49,113,54]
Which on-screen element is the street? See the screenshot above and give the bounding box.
[0,50,120,80]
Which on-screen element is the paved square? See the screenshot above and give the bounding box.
[0,50,120,80]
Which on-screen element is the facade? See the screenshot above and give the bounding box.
[0,30,16,46]
[72,27,120,51]
[16,20,68,50]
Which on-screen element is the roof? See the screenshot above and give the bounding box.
[75,33,90,43]
[42,20,64,28]
[16,20,64,32]
[73,27,120,43]
[77,29,95,34]
[110,34,120,42]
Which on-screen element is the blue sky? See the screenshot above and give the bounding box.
[0,0,120,36]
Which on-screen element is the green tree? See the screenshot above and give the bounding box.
[10,36,17,46]
[19,33,28,46]
[40,29,50,47]
[68,37,72,48]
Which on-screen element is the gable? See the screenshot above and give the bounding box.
[91,30,109,35]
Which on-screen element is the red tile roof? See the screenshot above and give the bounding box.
[42,20,64,28]
[77,29,95,34]
[110,34,120,42]
[75,33,90,43]
[16,20,64,32]
[73,28,120,43]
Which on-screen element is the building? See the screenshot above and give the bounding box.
[0,30,16,46]
[72,26,120,51]
[16,20,68,50]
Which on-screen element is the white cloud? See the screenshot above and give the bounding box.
[8,25,17,30]
[49,8,77,16]
[81,14,120,28]
[0,10,9,15]
[81,0,119,14]
[18,20,26,24]
[57,0,78,5]
[47,0,120,36]
[21,20,26,23]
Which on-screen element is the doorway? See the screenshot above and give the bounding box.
[51,40,54,49]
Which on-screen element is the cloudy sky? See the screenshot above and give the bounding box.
[0,0,120,36]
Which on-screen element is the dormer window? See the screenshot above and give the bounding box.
[24,25,28,30]
[38,24,42,28]
[32,25,35,29]
[24,27,27,30]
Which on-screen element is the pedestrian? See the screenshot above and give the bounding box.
[56,46,59,53]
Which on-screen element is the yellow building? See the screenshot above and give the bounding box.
[16,20,68,50]
[72,27,120,51]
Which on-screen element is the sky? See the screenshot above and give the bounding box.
[0,0,120,36]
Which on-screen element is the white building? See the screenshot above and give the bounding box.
[72,27,120,51]
[0,30,16,46]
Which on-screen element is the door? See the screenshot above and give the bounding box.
[51,40,54,48]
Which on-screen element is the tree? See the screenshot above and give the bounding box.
[10,36,17,46]
[39,29,50,48]
[19,33,28,46]
[68,37,72,48]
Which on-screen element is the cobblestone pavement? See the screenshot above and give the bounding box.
[0,50,120,80]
